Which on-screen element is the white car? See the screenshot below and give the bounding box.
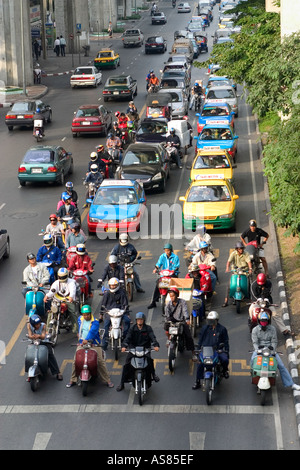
[177,2,191,13]
[70,66,102,88]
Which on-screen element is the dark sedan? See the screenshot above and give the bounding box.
[116,143,170,192]
[71,104,112,137]
[5,100,52,131]
[102,75,138,102]
[145,36,167,54]
[135,119,168,144]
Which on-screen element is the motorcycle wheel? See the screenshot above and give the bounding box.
[30,376,39,392]
[113,338,119,361]
[260,389,266,406]
[236,300,241,314]
[82,381,88,397]
[205,378,213,405]
[137,380,143,406]
[191,318,197,338]
[127,281,133,302]
[161,294,167,315]
[168,348,176,373]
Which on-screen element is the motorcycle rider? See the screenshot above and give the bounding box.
[95,146,115,178]
[65,219,87,248]
[116,312,160,391]
[22,252,50,298]
[250,273,293,337]
[192,241,217,291]
[251,311,300,390]
[189,81,204,110]
[146,70,154,90]
[126,101,139,122]
[57,192,80,222]
[82,164,104,208]
[36,234,62,283]
[223,241,252,307]
[68,243,94,296]
[98,255,125,288]
[64,181,78,206]
[240,219,270,278]
[45,214,65,250]
[148,243,180,309]
[99,277,130,351]
[66,304,114,388]
[27,314,63,381]
[44,267,78,334]
[33,107,45,137]
[192,311,229,389]
[111,233,144,293]
[106,133,122,154]
[185,263,212,293]
[185,224,212,252]
[166,128,182,169]
[65,222,86,249]
[148,72,160,92]
[164,287,196,355]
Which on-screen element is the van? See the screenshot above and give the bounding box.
[171,39,194,63]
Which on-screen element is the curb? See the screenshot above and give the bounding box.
[0,86,49,108]
[255,114,300,441]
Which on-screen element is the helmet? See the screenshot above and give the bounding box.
[27,252,36,261]
[108,255,118,264]
[76,243,86,255]
[207,310,219,325]
[163,243,173,251]
[62,191,71,202]
[65,181,73,189]
[249,219,257,227]
[81,304,92,314]
[57,267,69,281]
[258,311,270,329]
[189,263,199,272]
[90,152,98,161]
[127,121,134,128]
[36,108,41,113]
[115,111,120,117]
[136,312,145,320]
[49,213,57,220]
[199,241,208,249]
[196,224,206,236]
[235,241,244,249]
[108,277,120,293]
[257,273,267,285]
[43,233,53,246]
[119,233,129,246]
[96,144,104,152]
[90,164,98,173]
[150,70,154,73]
[168,286,180,296]
[29,314,42,326]
[70,222,80,231]
[170,127,175,134]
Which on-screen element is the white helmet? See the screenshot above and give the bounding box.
[108,277,120,293]
[90,152,98,161]
[90,164,98,173]
[119,233,129,246]
[108,255,118,264]
[207,310,219,325]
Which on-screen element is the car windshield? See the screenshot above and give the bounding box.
[23,149,54,163]
[194,154,230,169]
[98,51,112,58]
[207,89,235,99]
[108,77,128,85]
[187,185,231,202]
[74,68,93,75]
[76,108,99,117]
[200,127,233,140]
[147,37,163,43]
[138,121,167,134]
[202,106,229,116]
[94,187,138,205]
[11,102,34,112]
[123,150,160,165]
[175,47,190,54]
[208,80,230,87]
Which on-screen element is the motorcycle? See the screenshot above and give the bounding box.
[47,293,74,346]
[70,269,90,308]
[118,253,141,302]
[251,346,278,406]
[172,0,176,7]
[102,307,126,360]
[33,66,42,84]
[127,121,136,143]
[24,336,51,392]
[165,320,185,373]
[156,268,175,315]
[248,297,276,332]
[23,283,50,319]
[245,241,262,274]
[84,181,98,207]
[107,146,122,164]
[229,266,250,314]
[33,126,43,142]
[118,121,129,146]
[197,344,225,405]
[74,341,100,396]
[190,289,205,338]
[148,83,159,94]
[60,216,74,244]
[125,347,157,405]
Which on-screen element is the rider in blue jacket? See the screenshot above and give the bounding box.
[36,234,62,283]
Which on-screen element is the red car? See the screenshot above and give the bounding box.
[71,104,112,138]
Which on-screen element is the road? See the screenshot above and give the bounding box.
[0,0,299,452]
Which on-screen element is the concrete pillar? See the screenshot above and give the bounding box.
[0,0,33,87]
[55,0,90,53]
[280,0,300,38]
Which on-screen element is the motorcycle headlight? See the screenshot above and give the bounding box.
[126,266,134,274]
[152,172,162,181]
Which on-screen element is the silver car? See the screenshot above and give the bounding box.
[205,85,239,116]
[0,229,10,261]
[158,88,189,119]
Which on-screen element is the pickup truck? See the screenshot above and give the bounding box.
[121,29,144,48]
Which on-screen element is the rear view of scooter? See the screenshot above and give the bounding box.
[229,266,250,313]
[251,346,278,405]
[24,337,49,392]
[75,342,99,396]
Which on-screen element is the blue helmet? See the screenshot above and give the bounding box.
[136,312,145,320]
[30,314,42,327]
[65,181,73,189]
[36,108,41,113]
[62,191,71,202]
[199,241,208,249]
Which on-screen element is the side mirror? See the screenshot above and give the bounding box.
[233,195,239,200]
[179,196,186,202]
[139,198,145,203]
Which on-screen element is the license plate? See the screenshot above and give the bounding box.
[113,91,119,95]
[169,327,178,335]
[32,168,43,173]
[82,122,90,125]
[205,224,214,229]
[17,115,24,119]
[106,227,118,232]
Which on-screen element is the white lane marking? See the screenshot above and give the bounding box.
[0,203,6,211]
[32,432,52,450]
[189,432,206,450]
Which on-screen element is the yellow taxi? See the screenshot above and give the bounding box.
[189,149,235,184]
[179,176,239,231]
[94,49,120,70]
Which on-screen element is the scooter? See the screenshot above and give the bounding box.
[156,268,175,315]
[126,347,157,405]
[229,266,250,313]
[165,320,185,373]
[172,0,176,7]
[24,337,50,392]
[165,142,182,167]
[47,294,73,346]
[245,241,261,274]
[70,269,90,308]
[23,283,50,319]
[103,307,126,360]
[33,126,43,142]
[107,146,122,164]
[118,253,141,302]
[248,298,276,332]
[251,346,278,406]
[198,344,225,405]
[74,342,99,396]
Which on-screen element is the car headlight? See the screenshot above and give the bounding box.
[184,215,197,220]
[121,216,138,222]
[219,214,233,219]
[89,217,100,223]
[152,172,162,181]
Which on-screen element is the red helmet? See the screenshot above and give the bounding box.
[256,273,267,285]
[168,287,179,296]
[49,214,57,220]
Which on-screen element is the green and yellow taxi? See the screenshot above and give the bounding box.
[179,176,239,231]
[189,149,235,184]
[94,49,120,69]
